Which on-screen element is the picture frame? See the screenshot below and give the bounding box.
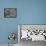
[4,8,17,18]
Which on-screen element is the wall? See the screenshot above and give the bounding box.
[0,0,46,45]
[19,0,46,24]
[0,0,19,44]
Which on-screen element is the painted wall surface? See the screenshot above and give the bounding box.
[0,0,46,44]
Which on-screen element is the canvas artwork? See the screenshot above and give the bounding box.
[4,8,17,18]
[18,25,46,41]
[18,25,46,46]
[8,32,18,46]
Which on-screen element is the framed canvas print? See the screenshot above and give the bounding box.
[8,32,18,46]
[4,8,17,18]
[18,24,46,46]
[18,24,46,41]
